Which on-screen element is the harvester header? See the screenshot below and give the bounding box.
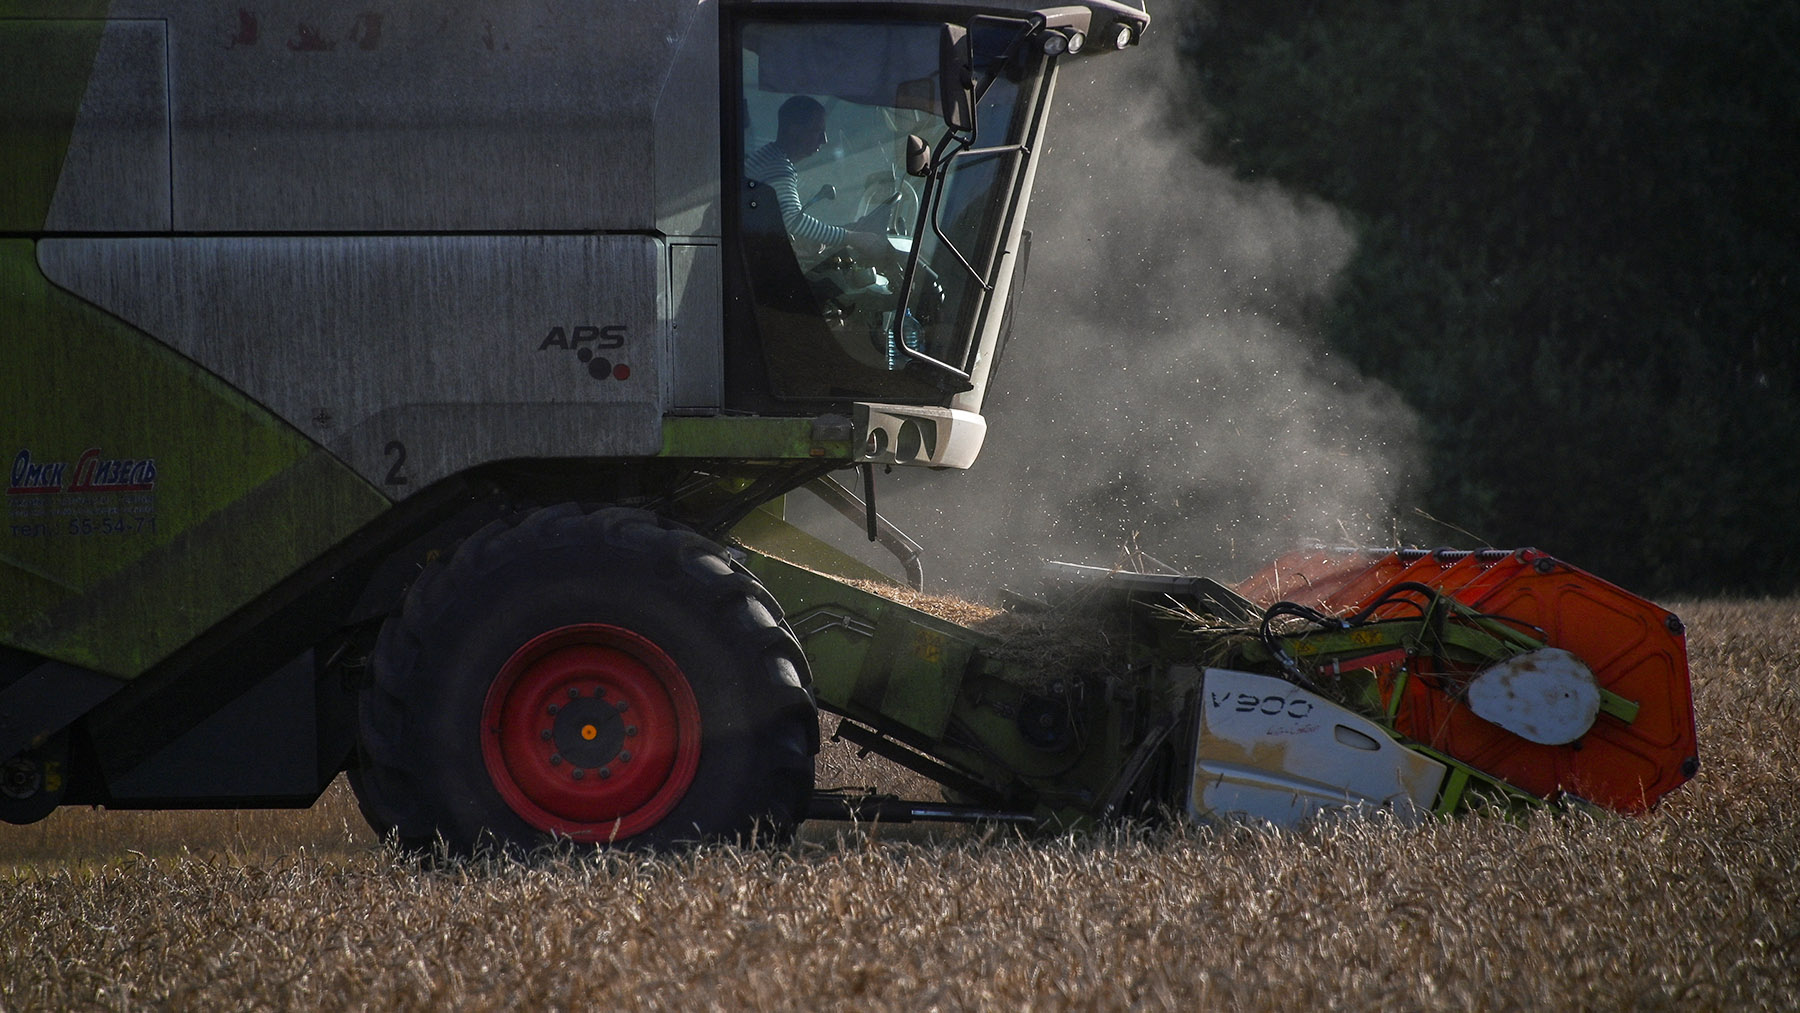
[749,538,1696,832]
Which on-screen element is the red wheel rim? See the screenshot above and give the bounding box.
[481,624,701,842]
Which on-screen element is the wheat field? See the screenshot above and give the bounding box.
[2,599,1795,1010]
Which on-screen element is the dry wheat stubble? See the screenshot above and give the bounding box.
[2,599,1797,1011]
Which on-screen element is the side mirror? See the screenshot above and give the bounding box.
[939,24,976,134]
[905,135,932,178]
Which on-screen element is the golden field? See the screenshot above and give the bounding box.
[2,599,1795,1010]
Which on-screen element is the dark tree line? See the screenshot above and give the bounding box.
[1184,0,1800,595]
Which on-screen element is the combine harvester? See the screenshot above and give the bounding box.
[1,0,1693,849]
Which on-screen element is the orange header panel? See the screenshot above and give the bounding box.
[1238,548,1698,811]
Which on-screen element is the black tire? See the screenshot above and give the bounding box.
[351,504,817,853]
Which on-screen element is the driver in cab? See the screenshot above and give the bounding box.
[746,96,894,262]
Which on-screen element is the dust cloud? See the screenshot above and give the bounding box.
[808,10,1421,596]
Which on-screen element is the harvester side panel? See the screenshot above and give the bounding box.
[0,13,107,232]
[2,241,387,677]
[37,17,169,233]
[49,1,721,236]
[5,1,722,674]
[38,236,668,491]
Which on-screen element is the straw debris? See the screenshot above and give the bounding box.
[845,577,1135,688]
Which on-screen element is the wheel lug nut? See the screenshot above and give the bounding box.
[550,754,563,766]
[614,701,628,713]
[568,687,580,700]
[540,729,552,741]
[572,769,585,780]
[599,767,611,780]
[625,726,638,737]
[547,704,560,716]
[619,750,632,763]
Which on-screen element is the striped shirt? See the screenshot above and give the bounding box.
[745,141,846,248]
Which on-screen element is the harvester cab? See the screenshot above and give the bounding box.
[734,14,1043,421]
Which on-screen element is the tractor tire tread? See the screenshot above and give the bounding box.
[352,504,816,852]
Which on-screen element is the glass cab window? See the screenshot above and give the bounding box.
[731,16,1047,404]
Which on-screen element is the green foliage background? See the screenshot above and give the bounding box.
[1185,1,1800,594]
